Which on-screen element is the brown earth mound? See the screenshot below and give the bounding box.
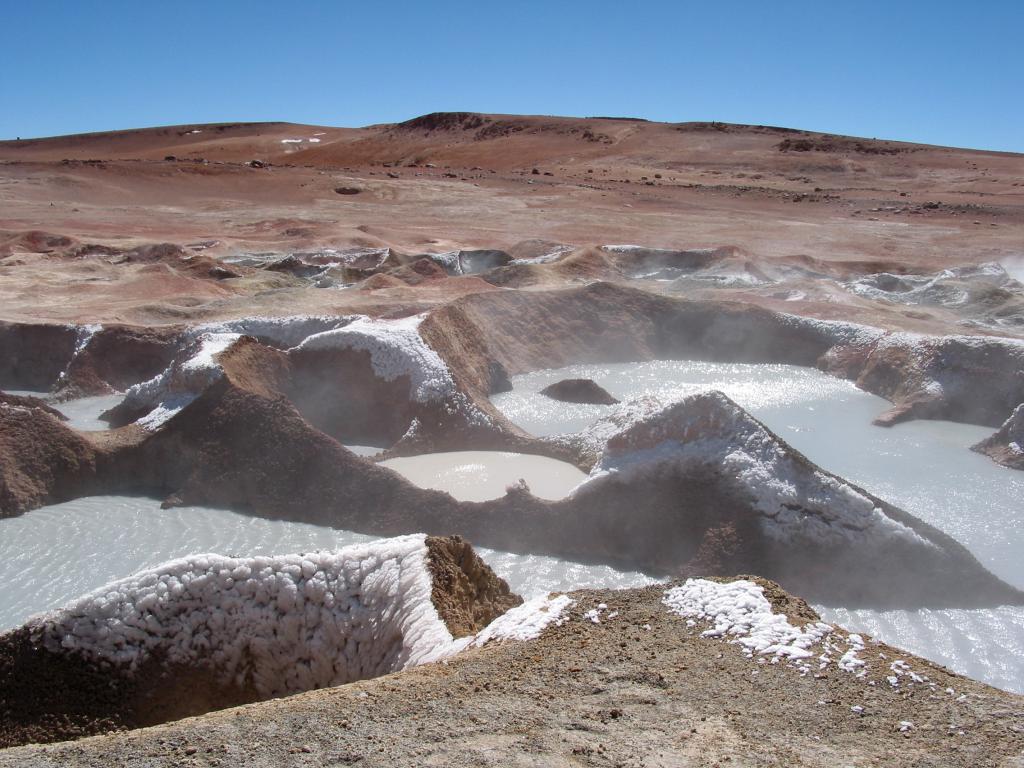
[972,403,1024,470]
[422,282,1024,429]
[110,356,1022,608]
[1,314,1018,607]
[0,402,102,516]
[56,325,183,398]
[0,323,79,391]
[5,581,1023,768]
[540,378,620,405]
[0,392,65,420]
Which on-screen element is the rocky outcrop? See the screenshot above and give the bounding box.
[972,403,1024,470]
[540,378,619,405]
[0,535,528,748]
[426,535,523,636]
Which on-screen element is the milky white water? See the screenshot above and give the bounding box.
[491,359,1024,692]
[344,445,386,457]
[5,391,122,431]
[0,496,653,634]
[380,451,588,502]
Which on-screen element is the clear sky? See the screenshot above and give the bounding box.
[1,0,1021,152]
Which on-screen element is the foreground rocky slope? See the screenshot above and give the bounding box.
[3,579,1021,767]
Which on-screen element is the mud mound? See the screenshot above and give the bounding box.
[386,257,449,285]
[424,282,1024,432]
[52,312,1014,608]
[0,402,101,516]
[287,344,418,445]
[0,627,133,748]
[972,403,1024,470]
[4,306,1018,610]
[821,333,1024,428]
[358,272,407,290]
[394,112,490,133]
[0,391,65,420]
[56,325,183,398]
[540,378,620,405]
[418,249,512,277]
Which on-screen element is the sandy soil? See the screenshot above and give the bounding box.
[0,115,1021,330]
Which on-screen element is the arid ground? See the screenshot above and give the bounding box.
[1,114,1023,766]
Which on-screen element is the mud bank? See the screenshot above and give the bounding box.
[0,401,107,516]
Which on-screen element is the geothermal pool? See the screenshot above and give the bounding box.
[491,360,1024,587]
[491,359,1024,693]
[380,451,587,501]
[6,363,1023,692]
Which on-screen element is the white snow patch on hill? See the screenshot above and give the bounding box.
[663,578,865,677]
[294,315,456,403]
[121,332,241,430]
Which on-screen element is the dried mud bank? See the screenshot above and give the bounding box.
[0,535,525,748]
[4,579,1023,768]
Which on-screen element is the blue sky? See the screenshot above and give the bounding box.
[1,0,1021,151]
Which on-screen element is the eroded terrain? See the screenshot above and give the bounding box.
[1,114,1023,765]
